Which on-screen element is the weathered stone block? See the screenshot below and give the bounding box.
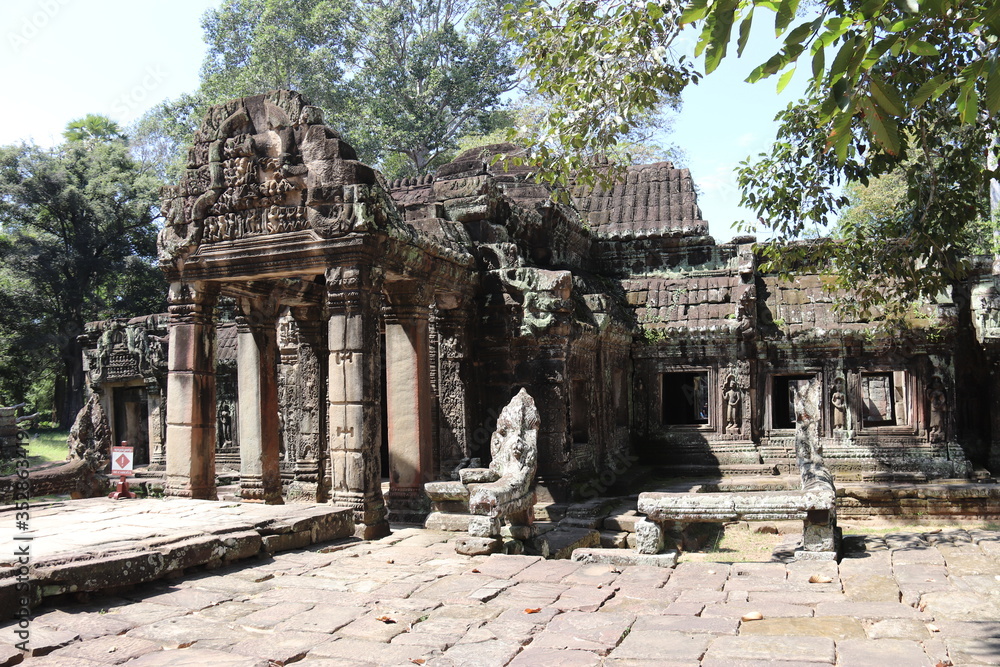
[454,536,502,556]
[571,548,678,568]
[634,518,665,555]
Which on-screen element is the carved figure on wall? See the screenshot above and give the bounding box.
[927,376,948,443]
[218,403,234,447]
[724,375,741,433]
[735,285,756,341]
[147,334,168,370]
[830,377,847,431]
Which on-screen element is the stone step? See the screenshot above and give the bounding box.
[0,498,356,619]
[654,464,779,478]
[571,547,678,568]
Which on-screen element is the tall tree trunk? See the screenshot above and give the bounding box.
[58,338,84,430]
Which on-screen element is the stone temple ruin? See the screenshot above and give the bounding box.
[72,90,1000,544]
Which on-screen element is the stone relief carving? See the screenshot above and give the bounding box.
[830,377,847,431]
[927,376,948,443]
[158,91,386,266]
[735,284,756,341]
[723,374,741,433]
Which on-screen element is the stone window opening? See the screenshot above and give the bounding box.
[772,375,814,430]
[661,371,710,426]
[862,371,907,427]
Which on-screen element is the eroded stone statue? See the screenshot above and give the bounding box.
[455,388,539,554]
[67,395,112,472]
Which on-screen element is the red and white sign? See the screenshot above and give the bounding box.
[111,446,134,475]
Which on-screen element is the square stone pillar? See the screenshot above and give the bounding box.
[383,281,435,521]
[433,293,474,477]
[236,297,283,504]
[287,305,327,503]
[165,281,219,499]
[327,266,389,538]
[145,378,165,469]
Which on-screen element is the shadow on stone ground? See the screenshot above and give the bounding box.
[0,524,998,666]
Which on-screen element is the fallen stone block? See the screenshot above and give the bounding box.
[454,536,502,556]
[571,548,678,568]
[261,530,312,554]
[424,512,472,532]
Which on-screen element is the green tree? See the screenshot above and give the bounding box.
[348,0,518,175]
[129,94,205,184]
[503,0,698,190]
[193,0,517,178]
[200,0,354,109]
[63,114,126,143]
[0,119,165,426]
[512,0,1000,318]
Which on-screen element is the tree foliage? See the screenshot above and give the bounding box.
[504,0,697,190]
[192,0,517,178]
[0,120,164,424]
[509,0,1000,318]
[350,0,518,174]
[695,0,1000,318]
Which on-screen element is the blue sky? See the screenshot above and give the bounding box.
[0,0,806,242]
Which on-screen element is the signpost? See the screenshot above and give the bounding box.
[109,441,136,499]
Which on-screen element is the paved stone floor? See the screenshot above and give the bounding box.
[2,526,999,666]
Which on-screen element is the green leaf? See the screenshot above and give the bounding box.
[679,0,710,25]
[907,40,940,56]
[858,0,887,20]
[775,0,800,35]
[783,21,814,47]
[868,74,906,116]
[812,45,825,80]
[859,96,901,155]
[737,9,754,57]
[863,35,899,68]
[910,73,950,107]
[957,80,980,124]
[647,2,664,21]
[777,67,797,93]
[887,17,920,32]
[827,102,856,165]
[986,59,1000,114]
[829,35,858,83]
[705,1,739,74]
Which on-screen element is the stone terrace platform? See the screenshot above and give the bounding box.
[1,525,999,666]
[0,498,353,616]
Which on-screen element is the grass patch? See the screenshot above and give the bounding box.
[677,523,785,564]
[24,430,70,466]
[0,430,69,475]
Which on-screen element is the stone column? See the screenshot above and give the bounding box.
[236,297,283,504]
[288,306,327,502]
[383,281,435,520]
[165,281,219,499]
[146,378,165,469]
[434,294,474,477]
[327,265,388,538]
